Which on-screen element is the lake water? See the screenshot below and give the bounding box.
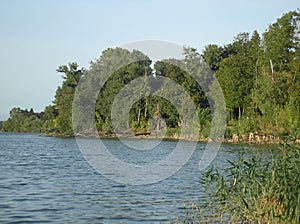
[0,133,270,223]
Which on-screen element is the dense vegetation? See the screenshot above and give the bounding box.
[1,10,300,141]
[1,107,51,133]
[178,143,300,223]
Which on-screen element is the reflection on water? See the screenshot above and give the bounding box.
[0,133,269,223]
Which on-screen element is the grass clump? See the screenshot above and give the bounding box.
[200,143,300,223]
[173,143,299,223]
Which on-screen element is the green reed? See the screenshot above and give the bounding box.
[173,143,299,223]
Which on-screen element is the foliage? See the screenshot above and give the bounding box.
[54,63,84,134]
[203,9,300,137]
[1,9,300,140]
[1,108,43,132]
[172,144,299,223]
[199,143,300,223]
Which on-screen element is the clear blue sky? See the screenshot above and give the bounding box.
[0,0,299,120]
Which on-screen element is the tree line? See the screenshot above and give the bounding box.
[2,10,300,140]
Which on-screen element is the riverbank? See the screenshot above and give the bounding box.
[43,131,300,145]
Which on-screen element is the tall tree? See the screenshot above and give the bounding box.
[202,44,224,72]
[87,48,152,133]
[216,33,255,120]
[54,63,84,134]
[263,10,300,73]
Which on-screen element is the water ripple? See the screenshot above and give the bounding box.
[0,133,249,223]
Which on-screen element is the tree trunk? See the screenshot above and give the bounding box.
[238,106,241,126]
[270,59,274,81]
[137,108,141,125]
[156,118,160,131]
[144,98,147,119]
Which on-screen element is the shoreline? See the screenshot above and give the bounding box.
[43,132,300,145]
[1,131,298,145]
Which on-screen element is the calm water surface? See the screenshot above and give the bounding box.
[0,133,268,223]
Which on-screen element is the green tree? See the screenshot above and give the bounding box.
[41,105,58,132]
[202,44,224,71]
[54,63,84,134]
[86,48,152,133]
[216,33,259,123]
[1,107,43,132]
[263,10,300,73]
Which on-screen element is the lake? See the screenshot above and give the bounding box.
[0,133,271,223]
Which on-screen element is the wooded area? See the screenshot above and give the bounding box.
[2,10,300,142]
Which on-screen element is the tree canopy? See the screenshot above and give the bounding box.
[2,9,300,140]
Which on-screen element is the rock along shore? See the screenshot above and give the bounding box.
[44,131,300,144]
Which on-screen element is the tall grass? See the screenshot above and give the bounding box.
[175,143,300,223]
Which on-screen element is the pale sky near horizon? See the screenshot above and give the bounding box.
[0,0,299,120]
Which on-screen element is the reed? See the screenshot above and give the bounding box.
[175,143,300,223]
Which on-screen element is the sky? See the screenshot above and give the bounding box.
[0,0,299,120]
